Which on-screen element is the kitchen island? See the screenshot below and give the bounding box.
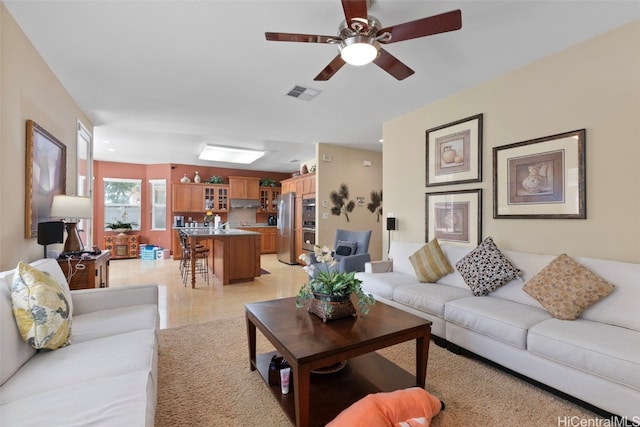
[180,228,261,287]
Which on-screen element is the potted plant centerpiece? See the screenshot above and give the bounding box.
[296,244,375,322]
[105,220,138,236]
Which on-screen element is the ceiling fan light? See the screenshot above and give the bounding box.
[340,36,379,66]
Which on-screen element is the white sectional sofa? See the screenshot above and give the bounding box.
[356,240,640,421]
[0,258,159,426]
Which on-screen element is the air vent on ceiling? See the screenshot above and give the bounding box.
[286,85,321,101]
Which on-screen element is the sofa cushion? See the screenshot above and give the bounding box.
[0,280,37,387]
[408,239,453,283]
[393,283,472,318]
[71,304,159,343]
[0,329,157,404]
[388,241,428,277]
[528,318,640,391]
[455,237,522,296]
[573,256,640,331]
[523,254,614,320]
[11,262,72,350]
[445,296,551,349]
[0,371,155,427]
[436,244,473,289]
[356,272,418,300]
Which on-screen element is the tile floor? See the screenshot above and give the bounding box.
[108,254,307,329]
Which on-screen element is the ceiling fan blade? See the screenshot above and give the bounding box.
[377,9,462,44]
[341,0,369,28]
[265,32,336,44]
[373,48,414,80]
[314,55,347,81]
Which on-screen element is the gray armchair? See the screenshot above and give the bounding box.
[308,229,372,277]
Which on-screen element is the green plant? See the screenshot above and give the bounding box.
[260,177,277,187]
[105,220,138,230]
[208,175,224,184]
[296,244,375,315]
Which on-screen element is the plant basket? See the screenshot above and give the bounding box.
[308,293,356,322]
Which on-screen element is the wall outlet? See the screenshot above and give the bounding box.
[322,212,328,219]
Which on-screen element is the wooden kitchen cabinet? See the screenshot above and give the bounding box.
[57,251,110,290]
[280,173,315,195]
[258,187,280,213]
[103,234,139,259]
[243,227,277,254]
[204,185,229,212]
[228,176,260,199]
[172,184,204,212]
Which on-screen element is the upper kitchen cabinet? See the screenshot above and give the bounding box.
[173,183,229,212]
[229,176,260,199]
[172,184,204,212]
[259,187,280,213]
[205,185,229,212]
[281,173,315,196]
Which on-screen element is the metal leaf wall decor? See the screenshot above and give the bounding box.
[330,183,355,222]
[367,190,383,222]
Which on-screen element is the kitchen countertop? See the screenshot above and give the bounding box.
[179,228,261,236]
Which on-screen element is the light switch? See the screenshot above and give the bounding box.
[322,213,328,219]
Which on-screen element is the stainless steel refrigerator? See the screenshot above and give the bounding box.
[277,192,296,264]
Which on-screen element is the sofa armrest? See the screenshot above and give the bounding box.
[71,284,159,315]
[365,260,393,273]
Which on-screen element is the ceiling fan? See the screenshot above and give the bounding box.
[265,0,462,81]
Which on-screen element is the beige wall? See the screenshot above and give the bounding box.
[1,4,93,270]
[383,20,640,263]
[316,144,383,260]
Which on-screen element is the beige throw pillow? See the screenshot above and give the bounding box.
[409,239,453,283]
[11,262,72,350]
[523,254,614,320]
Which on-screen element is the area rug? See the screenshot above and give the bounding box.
[156,317,598,426]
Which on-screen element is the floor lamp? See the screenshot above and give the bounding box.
[50,195,92,253]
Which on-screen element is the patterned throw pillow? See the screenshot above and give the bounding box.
[409,239,453,283]
[523,254,614,320]
[455,237,522,296]
[11,262,72,350]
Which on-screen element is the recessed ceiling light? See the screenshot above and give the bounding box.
[107,148,116,152]
[101,140,111,144]
[199,145,264,164]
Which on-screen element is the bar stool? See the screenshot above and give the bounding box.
[179,230,210,286]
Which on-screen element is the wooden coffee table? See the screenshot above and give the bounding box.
[245,297,432,427]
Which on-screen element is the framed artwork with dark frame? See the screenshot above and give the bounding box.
[426,114,483,187]
[425,188,482,247]
[25,120,67,238]
[493,129,586,219]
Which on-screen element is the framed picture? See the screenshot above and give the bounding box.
[426,114,483,187]
[25,120,66,238]
[493,129,586,219]
[425,189,482,247]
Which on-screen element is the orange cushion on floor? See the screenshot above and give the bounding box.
[327,387,443,427]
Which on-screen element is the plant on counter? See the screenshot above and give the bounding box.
[296,244,375,319]
[203,211,214,224]
[105,220,138,231]
[207,175,224,184]
[259,177,278,187]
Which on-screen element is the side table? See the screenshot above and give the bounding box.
[57,251,110,290]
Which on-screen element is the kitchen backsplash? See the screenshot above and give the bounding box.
[228,208,257,225]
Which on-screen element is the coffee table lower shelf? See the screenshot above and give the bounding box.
[254,351,418,427]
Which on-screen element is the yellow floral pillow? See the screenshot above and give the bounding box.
[523,254,614,320]
[11,262,72,350]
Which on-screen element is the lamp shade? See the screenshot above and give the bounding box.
[50,195,92,220]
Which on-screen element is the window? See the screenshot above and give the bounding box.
[150,179,167,230]
[104,178,141,230]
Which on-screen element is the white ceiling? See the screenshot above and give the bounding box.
[4,1,640,172]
